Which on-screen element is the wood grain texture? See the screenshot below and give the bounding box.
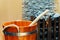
[3,21,37,40]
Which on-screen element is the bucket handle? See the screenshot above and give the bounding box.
[3,24,19,32]
[3,24,37,36]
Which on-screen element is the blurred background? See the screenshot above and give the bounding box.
[23,0,60,20]
[0,0,22,40]
[0,0,60,40]
[0,0,22,29]
[0,0,60,29]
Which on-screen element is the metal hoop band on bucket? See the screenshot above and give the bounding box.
[3,24,37,36]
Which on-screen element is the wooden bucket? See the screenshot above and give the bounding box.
[2,20,37,40]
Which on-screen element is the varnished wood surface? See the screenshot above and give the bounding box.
[3,20,37,40]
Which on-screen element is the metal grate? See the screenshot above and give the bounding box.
[30,16,60,40]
